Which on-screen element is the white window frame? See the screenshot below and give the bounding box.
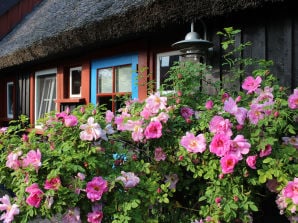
[35,68,57,127]
[7,82,13,119]
[69,66,82,98]
[156,50,181,94]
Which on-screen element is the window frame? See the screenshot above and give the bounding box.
[156,50,181,94]
[6,82,14,119]
[91,53,138,109]
[35,68,57,126]
[96,64,133,112]
[69,66,82,98]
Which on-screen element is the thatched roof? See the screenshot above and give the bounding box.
[0,0,285,71]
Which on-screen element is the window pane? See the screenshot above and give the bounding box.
[116,65,132,92]
[159,55,180,90]
[70,68,81,96]
[98,68,113,93]
[36,74,56,120]
[7,82,13,118]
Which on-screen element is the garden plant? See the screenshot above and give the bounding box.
[0,28,298,223]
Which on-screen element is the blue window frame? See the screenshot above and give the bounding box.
[91,53,138,111]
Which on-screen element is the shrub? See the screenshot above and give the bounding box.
[0,27,297,223]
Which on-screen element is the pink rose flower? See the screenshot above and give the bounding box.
[22,149,42,172]
[205,100,214,110]
[155,112,169,123]
[80,117,105,141]
[115,113,131,131]
[180,107,194,120]
[215,197,221,204]
[154,147,167,161]
[116,171,140,189]
[209,133,231,157]
[259,144,272,157]
[246,155,257,169]
[77,172,86,181]
[247,104,264,125]
[125,120,144,142]
[44,177,61,190]
[229,135,251,160]
[62,207,81,223]
[209,116,232,136]
[86,177,108,202]
[140,107,152,120]
[64,115,78,127]
[144,120,162,139]
[0,195,20,223]
[145,92,167,114]
[25,183,44,208]
[241,76,262,94]
[221,92,230,102]
[22,134,29,142]
[234,107,248,125]
[180,132,206,153]
[283,178,298,204]
[224,97,238,114]
[87,204,103,223]
[288,89,298,109]
[220,154,239,174]
[105,110,114,123]
[6,151,22,170]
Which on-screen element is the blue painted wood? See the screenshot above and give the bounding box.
[91,53,138,105]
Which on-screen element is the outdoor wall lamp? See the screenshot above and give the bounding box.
[172,21,213,61]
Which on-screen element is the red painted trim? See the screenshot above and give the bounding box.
[56,66,64,112]
[81,60,90,104]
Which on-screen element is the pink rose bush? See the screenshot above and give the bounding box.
[0,29,297,223]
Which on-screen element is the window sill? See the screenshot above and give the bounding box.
[26,128,44,135]
[55,98,86,103]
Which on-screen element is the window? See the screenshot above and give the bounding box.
[35,68,57,123]
[70,66,82,98]
[7,82,13,119]
[156,51,181,93]
[91,54,138,112]
[97,65,132,111]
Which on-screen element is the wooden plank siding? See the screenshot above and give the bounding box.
[240,14,297,91]
[0,0,41,39]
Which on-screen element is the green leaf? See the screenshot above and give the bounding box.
[249,203,258,212]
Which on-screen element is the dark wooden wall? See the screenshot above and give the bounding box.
[207,3,297,91]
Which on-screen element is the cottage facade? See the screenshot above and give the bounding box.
[0,0,297,128]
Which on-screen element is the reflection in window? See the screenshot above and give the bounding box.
[116,66,132,92]
[156,51,181,92]
[98,68,113,93]
[35,69,57,123]
[70,67,82,97]
[7,82,13,118]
